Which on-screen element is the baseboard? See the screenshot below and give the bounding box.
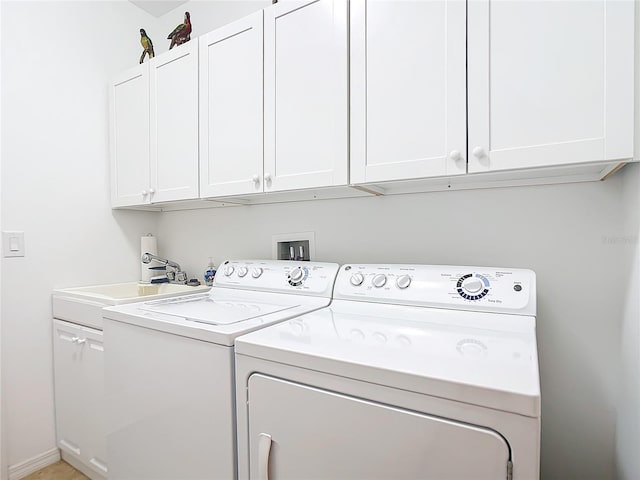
[60,452,106,480]
[8,448,60,480]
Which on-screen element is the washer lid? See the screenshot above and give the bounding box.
[140,295,297,325]
[236,303,540,417]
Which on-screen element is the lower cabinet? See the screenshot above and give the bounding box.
[53,320,107,479]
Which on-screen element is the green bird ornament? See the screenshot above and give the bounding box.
[139,28,154,64]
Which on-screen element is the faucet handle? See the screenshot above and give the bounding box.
[175,271,188,284]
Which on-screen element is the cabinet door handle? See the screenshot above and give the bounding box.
[472,146,486,158]
[149,188,155,195]
[449,150,463,162]
[76,338,86,345]
[264,173,272,183]
[141,190,148,196]
[252,175,260,184]
[71,336,79,343]
[257,433,272,480]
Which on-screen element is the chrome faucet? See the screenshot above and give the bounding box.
[141,252,188,284]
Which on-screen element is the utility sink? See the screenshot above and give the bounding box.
[52,282,210,330]
[60,282,206,300]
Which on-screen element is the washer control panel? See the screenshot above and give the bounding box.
[215,260,339,297]
[335,264,536,316]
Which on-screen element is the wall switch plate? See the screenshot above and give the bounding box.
[3,231,25,257]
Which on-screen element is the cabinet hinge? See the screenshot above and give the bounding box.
[506,460,513,480]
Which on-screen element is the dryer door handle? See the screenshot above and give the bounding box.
[257,433,272,480]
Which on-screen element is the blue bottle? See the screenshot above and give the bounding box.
[204,258,217,286]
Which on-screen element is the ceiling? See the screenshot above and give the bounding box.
[130,1,188,18]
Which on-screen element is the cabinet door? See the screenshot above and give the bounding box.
[81,327,107,477]
[350,0,467,184]
[53,320,87,461]
[150,41,199,203]
[264,0,348,192]
[199,12,264,198]
[110,64,150,207]
[468,0,635,173]
[248,375,510,479]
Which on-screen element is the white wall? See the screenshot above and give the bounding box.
[616,164,640,480]
[157,177,628,479]
[614,3,640,476]
[1,1,158,471]
[0,0,4,476]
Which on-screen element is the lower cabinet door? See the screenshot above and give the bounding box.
[53,320,87,461]
[81,326,107,476]
[247,374,510,479]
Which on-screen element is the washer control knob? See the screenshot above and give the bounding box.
[463,277,484,294]
[224,266,235,276]
[396,275,412,289]
[372,274,387,288]
[289,267,305,283]
[237,267,248,278]
[350,273,364,286]
[251,267,263,279]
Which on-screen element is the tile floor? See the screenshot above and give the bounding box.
[22,461,89,480]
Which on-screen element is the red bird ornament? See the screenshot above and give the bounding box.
[168,12,192,49]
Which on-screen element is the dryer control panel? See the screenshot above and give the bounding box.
[334,264,536,316]
[215,260,339,298]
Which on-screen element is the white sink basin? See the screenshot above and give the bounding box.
[60,282,207,300]
[52,282,210,329]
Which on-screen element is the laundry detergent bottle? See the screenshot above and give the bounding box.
[204,258,217,286]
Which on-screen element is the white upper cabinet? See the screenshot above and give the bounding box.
[110,43,199,208]
[350,0,467,184]
[264,0,348,192]
[110,64,150,207]
[199,11,264,198]
[468,0,635,173]
[150,41,199,202]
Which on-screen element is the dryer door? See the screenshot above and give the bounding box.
[247,374,511,479]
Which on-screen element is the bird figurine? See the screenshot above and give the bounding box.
[139,29,154,64]
[167,12,192,50]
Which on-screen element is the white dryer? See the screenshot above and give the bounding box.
[102,260,339,480]
[235,264,540,480]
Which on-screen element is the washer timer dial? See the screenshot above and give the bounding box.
[288,267,308,287]
[456,273,490,300]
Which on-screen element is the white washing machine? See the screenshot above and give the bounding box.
[235,264,540,480]
[102,260,339,480]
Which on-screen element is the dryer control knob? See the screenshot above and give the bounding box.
[462,277,484,294]
[396,275,412,289]
[289,267,305,283]
[350,273,364,286]
[251,267,263,279]
[224,266,235,276]
[372,274,387,288]
[237,267,248,278]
